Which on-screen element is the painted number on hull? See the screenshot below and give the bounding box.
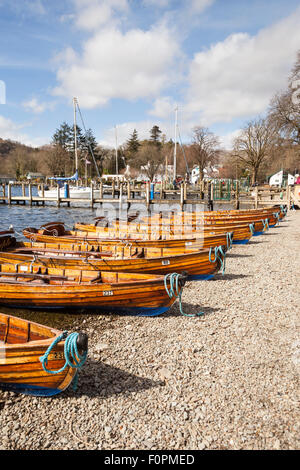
[162,259,170,265]
[51,352,64,360]
[103,290,114,296]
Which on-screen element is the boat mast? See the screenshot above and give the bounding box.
[173,105,178,181]
[115,125,118,175]
[73,97,78,185]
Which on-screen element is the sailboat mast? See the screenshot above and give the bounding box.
[115,125,118,175]
[173,106,178,181]
[73,97,78,182]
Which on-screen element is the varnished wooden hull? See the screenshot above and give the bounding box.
[0,313,88,396]
[0,269,186,317]
[0,246,225,280]
[75,221,255,238]
[22,227,233,249]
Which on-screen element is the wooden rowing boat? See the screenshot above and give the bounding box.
[0,312,88,396]
[22,226,233,249]
[74,219,258,243]
[0,266,187,317]
[0,243,226,281]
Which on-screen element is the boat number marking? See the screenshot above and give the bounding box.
[20,266,28,271]
[51,352,64,360]
[162,260,170,265]
[103,290,114,296]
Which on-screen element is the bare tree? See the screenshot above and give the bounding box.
[268,50,300,144]
[233,118,276,184]
[190,127,220,181]
[134,143,164,181]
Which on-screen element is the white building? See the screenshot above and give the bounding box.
[269,170,295,187]
[191,165,219,184]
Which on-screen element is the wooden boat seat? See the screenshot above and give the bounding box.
[130,248,145,259]
[89,273,102,284]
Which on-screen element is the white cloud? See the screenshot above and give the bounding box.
[72,0,128,31]
[219,129,242,150]
[53,24,180,108]
[0,115,48,147]
[190,0,215,13]
[185,7,300,125]
[148,96,178,119]
[99,118,178,148]
[22,97,56,114]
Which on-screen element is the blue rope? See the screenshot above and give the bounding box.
[226,232,233,250]
[164,273,203,317]
[209,245,226,275]
[249,223,255,235]
[262,218,269,231]
[273,212,280,225]
[39,331,88,390]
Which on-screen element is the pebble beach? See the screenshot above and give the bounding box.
[0,210,299,451]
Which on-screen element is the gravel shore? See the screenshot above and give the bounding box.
[0,211,299,450]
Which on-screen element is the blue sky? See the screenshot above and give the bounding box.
[0,0,300,150]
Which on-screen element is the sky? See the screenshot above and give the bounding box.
[0,0,300,151]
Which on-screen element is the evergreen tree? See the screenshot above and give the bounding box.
[150,125,162,148]
[52,122,73,151]
[126,129,140,159]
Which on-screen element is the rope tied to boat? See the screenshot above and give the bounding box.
[164,273,203,317]
[280,205,287,216]
[226,232,233,250]
[39,331,88,390]
[209,245,226,275]
[262,218,269,231]
[249,223,255,235]
[273,212,280,225]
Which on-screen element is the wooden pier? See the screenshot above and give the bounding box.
[0,181,297,211]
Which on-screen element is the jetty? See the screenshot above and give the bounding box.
[0,180,298,210]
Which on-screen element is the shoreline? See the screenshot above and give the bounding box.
[0,211,299,450]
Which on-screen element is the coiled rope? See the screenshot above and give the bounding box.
[164,273,203,317]
[209,245,226,275]
[39,331,87,390]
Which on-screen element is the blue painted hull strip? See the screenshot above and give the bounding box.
[232,239,250,245]
[188,274,214,281]
[0,382,63,397]
[253,231,264,236]
[1,304,171,317]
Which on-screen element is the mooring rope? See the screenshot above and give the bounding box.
[273,212,280,225]
[249,223,255,235]
[262,218,269,231]
[226,232,233,250]
[164,273,203,317]
[39,331,87,390]
[209,245,226,275]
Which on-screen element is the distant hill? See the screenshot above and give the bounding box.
[0,138,35,158]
